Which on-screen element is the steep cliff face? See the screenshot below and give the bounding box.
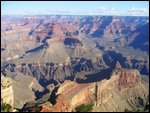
[56,80,95,111]
[41,64,149,112]
[1,72,44,110]
[111,68,140,87]
[103,50,149,75]
[94,67,148,112]
[39,80,95,112]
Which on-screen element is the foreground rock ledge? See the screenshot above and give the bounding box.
[40,67,149,112]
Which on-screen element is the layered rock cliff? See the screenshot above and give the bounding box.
[1,15,149,112]
[40,63,149,112]
[1,37,107,87]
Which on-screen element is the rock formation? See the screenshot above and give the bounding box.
[39,63,149,112]
[1,15,149,112]
[1,72,44,110]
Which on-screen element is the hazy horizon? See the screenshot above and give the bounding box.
[1,1,149,16]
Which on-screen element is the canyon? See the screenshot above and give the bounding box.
[1,15,149,112]
[39,63,149,112]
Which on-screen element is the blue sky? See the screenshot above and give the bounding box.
[1,1,149,16]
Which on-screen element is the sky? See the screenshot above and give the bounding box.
[1,1,149,16]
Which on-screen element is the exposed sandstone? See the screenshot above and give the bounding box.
[40,65,149,112]
[1,15,149,112]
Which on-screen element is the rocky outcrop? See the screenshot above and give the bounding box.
[41,63,149,112]
[108,61,140,87]
[93,65,148,112]
[1,72,44,110]
[39,80,95,112]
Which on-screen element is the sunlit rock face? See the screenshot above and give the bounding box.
[94,64,148,112]
[109,63,141,89]
[39,63,148,112]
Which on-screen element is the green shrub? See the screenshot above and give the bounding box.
[1,101,12,112]
[75,103,94,112]
[124,108,132,112]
